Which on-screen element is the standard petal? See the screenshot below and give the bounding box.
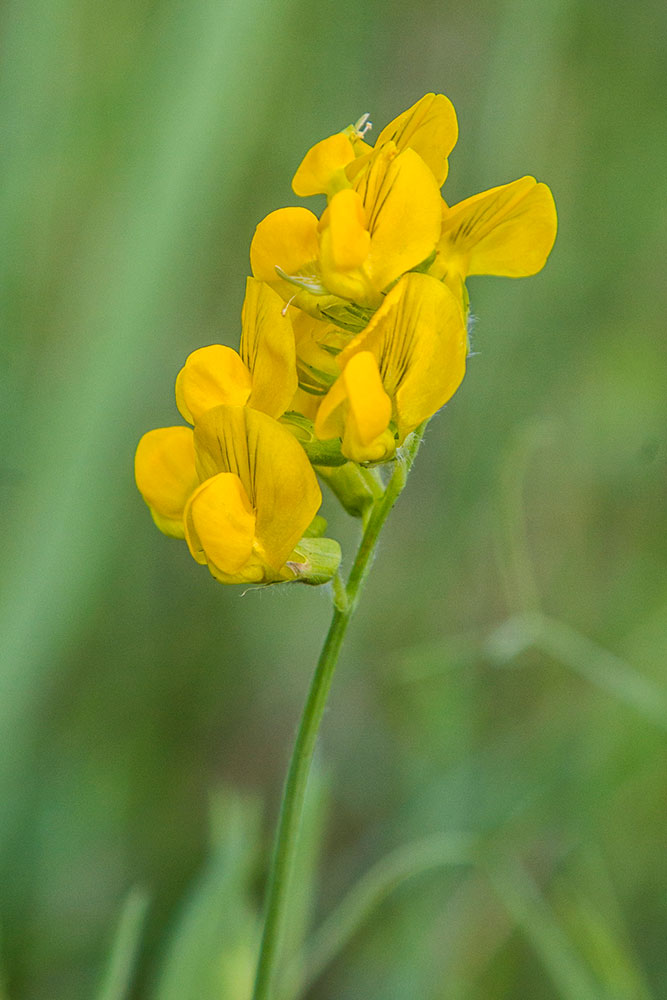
[134,426,198,537]
[435,176,558,278]
[355,146,442,294]
[194,405,321,572]
[175,345,252,424]
[374,93,458,187]
[184,472,256,574]
[292,133,356,197]
[240,277,298,418]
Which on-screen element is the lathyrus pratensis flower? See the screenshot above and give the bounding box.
[314,272,467,463]
[136,93,557,584]
[135,405,339,585]
[135,277,340,584]
[249,95,457,323]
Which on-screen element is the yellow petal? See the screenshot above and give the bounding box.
[315,352,393,464]
[134,426,198,536]
[314,370,347,441]
[292,133,356,197]
[289,386,322,421]
[194,405,321,571]
[324,189,371,270]
[250,207,346,320]
[435,176,558,279]
[340,272,467,439]
[355,145,442,294]
[240,277,298,418]
[341,355,394,463]
[184,472,256,573]
[342,352,392,446]
[374,93,458,186]
[317,189,379,306]
[175,345,252,424]
[250,206,319,293]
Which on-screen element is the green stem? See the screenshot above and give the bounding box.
[251,425,427,1000]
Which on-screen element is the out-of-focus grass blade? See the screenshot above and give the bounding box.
[152,791,261,1000]
[488,859,607,1000]
[95,887,150,1000]
[551,871,655,1000]
[487,612,667,729]
[495,422,555,615]
[283,832,477,1000]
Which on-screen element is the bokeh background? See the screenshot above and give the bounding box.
[2,0,666,997]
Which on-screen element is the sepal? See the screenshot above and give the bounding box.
[285,536,342,586]
[280,411,348,467]
[316,462,383,518]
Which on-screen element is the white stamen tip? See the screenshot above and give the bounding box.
[353,113,373,138]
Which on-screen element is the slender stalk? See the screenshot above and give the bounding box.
[252,425,427,1000]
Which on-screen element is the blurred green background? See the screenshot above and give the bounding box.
[2,0,666,997]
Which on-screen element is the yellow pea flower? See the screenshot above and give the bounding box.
[291,92,458,198]
[252,143,442,314]
[188,405,328,583]
[315,272,467,463]
[430,176,557,286]
[135,406,339,585]
[175,277,297,423]
[337,142,441,299]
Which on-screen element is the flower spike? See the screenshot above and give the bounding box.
[137,92,556,587]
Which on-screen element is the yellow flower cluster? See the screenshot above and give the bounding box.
[135,94,556,585]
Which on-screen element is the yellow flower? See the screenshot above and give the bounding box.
[250,94,459,322]
[251,143,442,316]
[318,144,442,306]
[291,92,458,198]
[315,273,467,463]
[430,176,557,288]
[135,406,339,585]
[175,277,297,423]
